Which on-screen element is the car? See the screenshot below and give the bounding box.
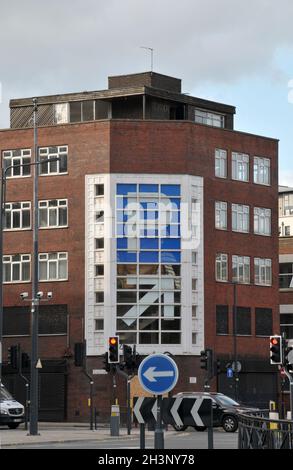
[172,392,260,433]
[0,383,25,429]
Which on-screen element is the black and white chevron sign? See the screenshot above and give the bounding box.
[133,396,212,427]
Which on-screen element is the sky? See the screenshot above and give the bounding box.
[0,0,293,184]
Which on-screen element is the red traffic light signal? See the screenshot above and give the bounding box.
[270,335,282,365]
[108,336,119,363]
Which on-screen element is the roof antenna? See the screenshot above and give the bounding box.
[140,46,154,72]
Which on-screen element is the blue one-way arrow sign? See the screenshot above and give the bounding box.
[138,353,179,395]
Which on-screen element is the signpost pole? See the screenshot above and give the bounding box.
[154,394,164,449]
[140,423,145,449]
[207,398,214,450]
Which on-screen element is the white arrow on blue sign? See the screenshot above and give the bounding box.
[138,353,179,395]
[227,368,233,378]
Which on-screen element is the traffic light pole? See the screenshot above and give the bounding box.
[30,98,40,436]
[232,281,239,402]
[115,366,132,435]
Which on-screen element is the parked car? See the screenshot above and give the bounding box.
[172,392,259,433]
[0,383,25,429]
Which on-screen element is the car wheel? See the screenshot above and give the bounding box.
[8,423,20,429]
[194,426,207,432]
[222,415,238,433]
[172,424,188,432]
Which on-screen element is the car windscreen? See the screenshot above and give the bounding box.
[0,386,13,401]
[216,395,240,407]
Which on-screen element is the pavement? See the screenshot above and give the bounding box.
[0,423,175,448]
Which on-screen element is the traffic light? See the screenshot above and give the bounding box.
[215,359,221,376]
[200,350,208,370]
[206,349,214,379]
[270,335,283,365]
[284,342,293,373]
[74,342,85,367]
[8,345,18,369]
[123,344,133,370]
[102,352,111,373]
[21,352,30,370]
[108,336,119,364]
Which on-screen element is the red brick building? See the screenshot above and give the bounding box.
[1,72,279,421]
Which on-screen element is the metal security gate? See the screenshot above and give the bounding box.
[39,372,67,422]
[2,360,67,422]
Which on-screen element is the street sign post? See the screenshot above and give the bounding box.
[138,354,179,450]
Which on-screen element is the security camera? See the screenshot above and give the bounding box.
[47,292,53,299]
[20,292,29,300]
[36,291,44,299]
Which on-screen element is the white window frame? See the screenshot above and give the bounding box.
[39,252,68,281]
[216,253,228,282]
[254,157,271,186]
[232,255,250,284]
[254,258,272,286]
[215,201,227,230]
[232,204,250,233]
[232,152,249,182]
[2,149,31,179]
[39,199,68,229]
[215,149,227,179]
[54,103,69,124]
[4,201,31,231]
[195,109,225,128]
[39,146,68,176]
[3,254,31,283]
[254,207,271,236]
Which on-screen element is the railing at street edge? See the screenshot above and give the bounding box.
[238,412,293,449]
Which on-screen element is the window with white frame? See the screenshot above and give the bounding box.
[39,199,68,228]
[39,252,68,281]
[216,254,228,282]
[232,255,250,284]
[215,201,227,230]
[254,258,272,286]
[39,146,68,175]
[4,202,31,230]
[3,254,31,283]
[54,103,69,124]
[232,204,249,233]
[254,157,270,185]
[195,109,225,128]
[2,149,31,178]
[254,207,271,236]
[215,149,227,178]
[232,152,249,182]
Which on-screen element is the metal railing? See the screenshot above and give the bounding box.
[238,412,293,449]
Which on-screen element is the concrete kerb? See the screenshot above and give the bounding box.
[0,425,178,448]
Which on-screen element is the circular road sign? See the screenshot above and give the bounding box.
[138,353,179,395]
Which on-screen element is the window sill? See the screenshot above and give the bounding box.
[231,229,249,235]
[39,172,68,177]
[39,279,68,283]
[3,228,32,232]
[231,178,250,184]
[254,283,272,287]
[3,280,31,285]
[253,182,271,187]
[39,226,69,230]
[5,175,31,180]
[254,232,272,237]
